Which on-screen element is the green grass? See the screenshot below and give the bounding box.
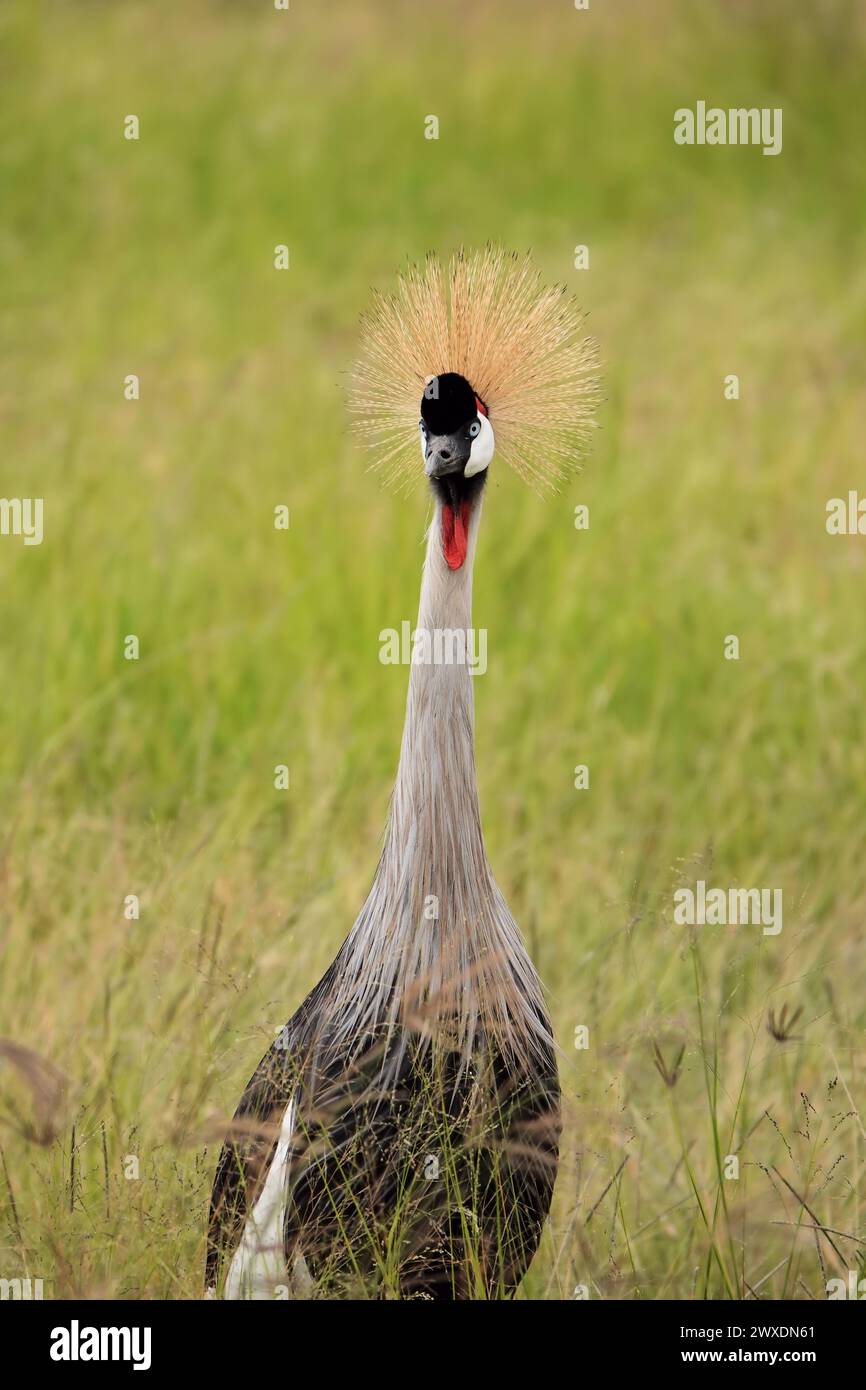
[0,0,865,1298]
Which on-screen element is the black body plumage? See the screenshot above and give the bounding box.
[207,960,560,1299]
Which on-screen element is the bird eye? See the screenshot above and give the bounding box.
[469,421,480,438]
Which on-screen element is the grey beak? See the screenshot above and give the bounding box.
[424,432,470,479]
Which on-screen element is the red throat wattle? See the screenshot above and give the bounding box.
[441,499,472,570]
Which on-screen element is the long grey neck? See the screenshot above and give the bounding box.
[326,490,550,1067]
[382,495,488,897]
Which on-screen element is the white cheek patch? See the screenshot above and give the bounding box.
[464,413,495,477]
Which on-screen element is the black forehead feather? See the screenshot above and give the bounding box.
[420,372,477,434]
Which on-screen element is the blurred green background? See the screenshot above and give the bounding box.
[0,0,864,1298]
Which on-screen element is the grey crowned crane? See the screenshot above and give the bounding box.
[207,248,600,1300]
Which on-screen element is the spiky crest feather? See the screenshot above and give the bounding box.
[350,245,601,493]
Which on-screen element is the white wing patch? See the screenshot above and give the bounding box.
[224,1099,297,1300]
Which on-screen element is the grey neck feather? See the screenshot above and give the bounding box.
[323,495,552,1069]
[385,497,484,900]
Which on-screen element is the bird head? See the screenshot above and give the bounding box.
[350,247,601,567]
[419,372,494,570]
